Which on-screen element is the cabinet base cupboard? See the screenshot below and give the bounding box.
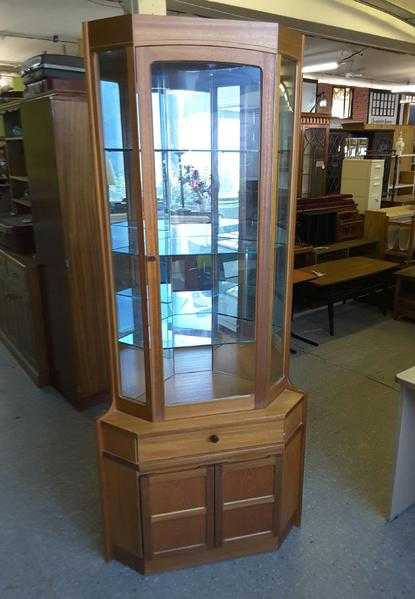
[84,14,306,573]
[99,390,305,573]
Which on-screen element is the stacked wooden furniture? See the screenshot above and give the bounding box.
[20,91,109,408]
[296,193,364,245]
[365,205,415,259]
[85,14,306,573]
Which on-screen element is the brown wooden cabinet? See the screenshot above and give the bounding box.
[85,14,306,574]
[0,247,48,385]
[20,92,109,408]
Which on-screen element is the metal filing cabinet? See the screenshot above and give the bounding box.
[341,158,384,213]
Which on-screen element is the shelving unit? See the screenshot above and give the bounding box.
[388,153,415,202]
[0,102,31,215]
[85,13,306,575]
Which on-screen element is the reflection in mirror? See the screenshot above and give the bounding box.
[99,48,146,402]
[151,61,261,405]
[271,56,297,384]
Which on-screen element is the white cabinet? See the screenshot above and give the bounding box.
[341,158,384,213]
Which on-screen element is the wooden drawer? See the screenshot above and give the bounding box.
[368,180,382,195]
[102,424,138,463]
[139,421,284,463]
[370,160,384,177]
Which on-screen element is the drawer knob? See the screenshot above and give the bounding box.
[209,434,220,444]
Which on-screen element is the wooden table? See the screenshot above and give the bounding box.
[291,269,319,347]
[299,256,399,335]
[394,265,415,321]
[292,269,316,285]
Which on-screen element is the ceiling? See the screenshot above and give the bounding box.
[353,0,415,25]
[304,36,415,85]
[0,0,123,70]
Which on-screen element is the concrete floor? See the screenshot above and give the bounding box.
[1,301,415,598]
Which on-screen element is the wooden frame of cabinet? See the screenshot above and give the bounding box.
[84,14,306,574]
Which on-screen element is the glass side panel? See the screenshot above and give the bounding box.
[271,56,297,384]
[98,48,146,403]
[151,61,261,406]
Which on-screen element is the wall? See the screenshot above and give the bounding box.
[352,87,370,122]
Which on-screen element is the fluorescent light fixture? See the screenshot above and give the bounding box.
[302,61,339,74]
[391,85,415,94]
[315,75,415,94]
[316,76,395,90]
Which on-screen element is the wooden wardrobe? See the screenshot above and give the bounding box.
[21,92,109,408]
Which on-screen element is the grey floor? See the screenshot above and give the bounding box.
[1,301,415,598]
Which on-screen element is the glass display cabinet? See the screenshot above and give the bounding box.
[298,112,330,198]
[84,14,306,574]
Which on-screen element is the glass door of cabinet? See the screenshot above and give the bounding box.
[97,47,150,409]
[271,55,298,388]
[139,48,266,408]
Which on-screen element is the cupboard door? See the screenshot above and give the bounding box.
[215,456,281,545]
[103,457,142,557]
[140,466,214,558]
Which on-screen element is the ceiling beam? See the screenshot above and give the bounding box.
[353,1,415,25]
[167,0,415,55]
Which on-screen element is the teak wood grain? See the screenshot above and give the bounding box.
[21,92,109,408]
[84,13,307,574]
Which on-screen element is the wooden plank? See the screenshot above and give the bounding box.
[101,389,304,437]
[132,15,279,53]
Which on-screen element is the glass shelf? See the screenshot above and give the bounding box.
[116,286,255,350]
[111,219,257,256]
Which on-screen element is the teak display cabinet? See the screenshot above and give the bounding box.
[84,14,306,573]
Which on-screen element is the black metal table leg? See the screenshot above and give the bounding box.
[327,292,334,336]
[291,332,319,347]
